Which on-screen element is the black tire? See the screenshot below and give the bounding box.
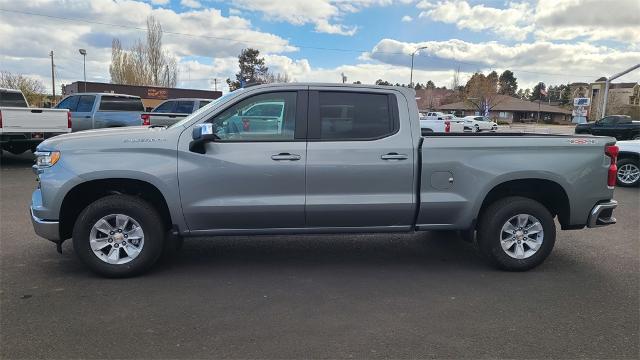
[474,124,480,132]
[477,196,556,271]
[72,195,165,277]
[616,158,640,187]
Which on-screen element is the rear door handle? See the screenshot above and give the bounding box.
[271,153,301,161]
[381,152,408,160]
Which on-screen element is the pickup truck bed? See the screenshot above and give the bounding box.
[1,89,70,154]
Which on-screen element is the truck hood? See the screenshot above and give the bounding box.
[37,126,170,151]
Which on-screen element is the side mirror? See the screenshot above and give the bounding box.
[189,123,219,154]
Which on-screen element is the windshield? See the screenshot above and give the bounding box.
[169,89,243,129]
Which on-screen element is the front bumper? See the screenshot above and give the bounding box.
[30,207,60,242]
[587,200,618,228]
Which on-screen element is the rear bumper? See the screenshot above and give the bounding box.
[30,207,60,242]
[587,200,618,228]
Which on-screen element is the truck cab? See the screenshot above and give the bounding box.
[56,93,144,131]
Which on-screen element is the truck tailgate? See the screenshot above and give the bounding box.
[0,107,70,133]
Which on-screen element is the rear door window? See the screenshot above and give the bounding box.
[153,101,175,113]
[76,95,95,112]
[198,101,211,109]
[99,96,144,111]
[56,96,79,111]
[309,91,397,141]
[175,101,195,114]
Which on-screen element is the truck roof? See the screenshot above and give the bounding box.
[66,92,142,99]
[0,88,23,93]
[159,98,214,102]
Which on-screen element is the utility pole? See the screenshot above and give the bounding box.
[49,51,55,105]
[213,78,218,91]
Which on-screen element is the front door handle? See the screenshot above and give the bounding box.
[381,152,408,160]
[271,153,301,161]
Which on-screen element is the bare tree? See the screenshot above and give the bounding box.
[0,70,46,106]
[463,71,504,114]
[109,16,178,87]
[263,72,291,84]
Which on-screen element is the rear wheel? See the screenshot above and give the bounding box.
[474,124,480,132]
[477,196,556,271]
[72,195,165,277]
[616,158,640,187]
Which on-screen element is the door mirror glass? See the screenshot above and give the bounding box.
[192,123,214,140]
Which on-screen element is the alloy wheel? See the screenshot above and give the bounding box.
[89,214,145,265]
[617,163,640,185]
[499,214,544,259]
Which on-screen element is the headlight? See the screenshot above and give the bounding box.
[34,151,61,167]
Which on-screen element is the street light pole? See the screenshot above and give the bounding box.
[410,46,428,87]
[601,63,640,118]
[78,49,87,92]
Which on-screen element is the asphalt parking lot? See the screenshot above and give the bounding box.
[1,151,638,359]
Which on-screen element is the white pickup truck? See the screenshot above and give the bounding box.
[0,88,70,155]
[419,111,464,133]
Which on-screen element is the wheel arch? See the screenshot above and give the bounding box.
[476,178,571,230]
[59,178,173,240]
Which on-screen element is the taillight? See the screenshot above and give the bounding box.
[141,114,150,126]
[0,110,3,128]
[67,111,72,128]
[242,118,250,131]
[605,145,619,187]
[444,120,451,133]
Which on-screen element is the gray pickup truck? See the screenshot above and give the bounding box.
[56,93,145,132]
[30,84,619,277]
[141,98,213,127]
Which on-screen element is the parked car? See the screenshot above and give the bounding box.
[56,93,145,132]
[574,115,640,140]
[419,112,464,133]
[462,116,498,132]
[141,98,213,127]
[0,88,70,155]
[616,140,639,187]
[31,83,619,277]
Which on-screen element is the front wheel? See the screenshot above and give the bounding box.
[72,195,165,277]
[616,158,640,187]
[477,196,556,271]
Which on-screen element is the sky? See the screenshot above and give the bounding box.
[0,0,639,94]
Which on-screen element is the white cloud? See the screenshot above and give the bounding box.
[415,0,640,44]
[364,38,640,89]
[534,0,640,43]
[180,0,201,9]
[401,15,413,22]
[0,0,295,93]
[229,0,398,36]
[417,0,533,41]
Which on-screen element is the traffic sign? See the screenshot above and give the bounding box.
[573,98,590,106]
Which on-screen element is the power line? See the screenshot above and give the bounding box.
[0,7,605,80]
